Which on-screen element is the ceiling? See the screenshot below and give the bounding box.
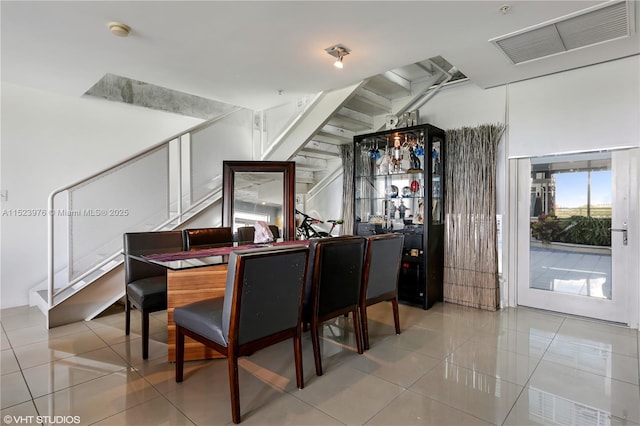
[2,1,638,111]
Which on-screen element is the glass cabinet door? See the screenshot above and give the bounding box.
[431,137,444,225]
[355,128,427,230]
[353,123,446,310]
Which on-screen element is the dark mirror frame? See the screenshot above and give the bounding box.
[222,161,296,241]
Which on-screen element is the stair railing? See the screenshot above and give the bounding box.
[46,107,249,308]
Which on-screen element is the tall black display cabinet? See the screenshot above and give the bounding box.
[353,123,445,309]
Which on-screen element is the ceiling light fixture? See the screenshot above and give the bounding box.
[499,4,511,14]
[325,44,351,69]
[108,22,131,37]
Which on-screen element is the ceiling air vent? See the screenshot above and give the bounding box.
[490,0,634,65]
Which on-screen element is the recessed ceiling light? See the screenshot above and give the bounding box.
[108,22,131,37]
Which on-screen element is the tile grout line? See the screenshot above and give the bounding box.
[497,314,566,425]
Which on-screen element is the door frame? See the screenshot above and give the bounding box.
[508,148,639,328]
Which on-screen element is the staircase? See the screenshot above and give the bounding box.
[35,55,465,328]
[280,56,465,208]
[34,192,224,328]
[34,108,244,328]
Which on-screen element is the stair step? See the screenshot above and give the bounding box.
[71,280,87,291]
[101,260,119,270]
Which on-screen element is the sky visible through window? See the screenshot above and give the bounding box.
[555,170,611,208]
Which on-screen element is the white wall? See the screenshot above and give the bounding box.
[190,108,255,201]
[1,83,203,308]
[419,81,507,130]
[3,55,638,312]
[509,55,640,158]
[417,55,639,311]
[304,173,345,235]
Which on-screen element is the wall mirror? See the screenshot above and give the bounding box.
[222,161,296,241]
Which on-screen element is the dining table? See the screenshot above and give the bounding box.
[126,239,308,362]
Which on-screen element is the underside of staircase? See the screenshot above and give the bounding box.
[289,56,464,193]
[37,55,465,328]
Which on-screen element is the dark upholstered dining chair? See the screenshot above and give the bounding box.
[123,231,183,359]
[236,225,279,244]
[359,233,405,350]
[303,235,366,376]
[174,245,309,424]
[236,226,255,244]
[183,227,233,250]
[268,225,280,240]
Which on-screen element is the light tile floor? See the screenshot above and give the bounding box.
[1,302,639,425]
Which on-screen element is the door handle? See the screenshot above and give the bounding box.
[609,222,628,246]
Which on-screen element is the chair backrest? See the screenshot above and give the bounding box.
[221,246,309,345]
[123,231,184,284]
[306,236,365,318]
[363,233,405,300]
[237,225,279,244]
[183,227,233,250]
[268,225,280,240]
[236,226,255,244]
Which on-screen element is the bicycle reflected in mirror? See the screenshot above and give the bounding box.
[295,209,343,239]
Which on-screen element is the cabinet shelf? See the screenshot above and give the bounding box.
[356,171,425,179]
[356,196,423,201]
[353,123,446,310]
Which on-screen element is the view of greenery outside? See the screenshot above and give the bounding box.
[531,214,611,246]
[530,167,612,247]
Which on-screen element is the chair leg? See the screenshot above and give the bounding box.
[228,354,241,424]
[310,322,323,376]
[352,310,363,355]
[360,305,370,350]
[175,326,185,383]
[293,331,304,389]
[142,310,150,359]
[125,297,131,336]
[391,298,401,335]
